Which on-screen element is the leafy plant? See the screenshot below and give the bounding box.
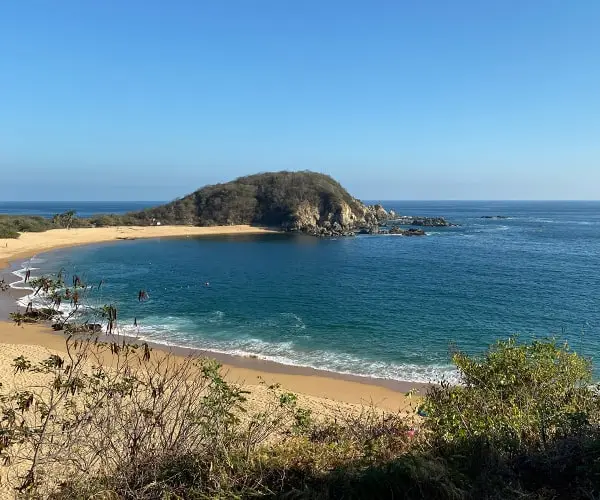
[423,337,600,454]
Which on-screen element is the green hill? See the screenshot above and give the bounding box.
[130,170,390,236]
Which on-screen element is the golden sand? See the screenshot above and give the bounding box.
[0,225,276,270]
[0,322,415,411]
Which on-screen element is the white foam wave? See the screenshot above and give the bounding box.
[10,265,40,308]
[200,310,225,323]
[121,321,458,384]
[254,312,306,330]
[532,218,597,225]
[10,267,40,287]
[10,261,98,321]
[15,289,91,318]
[472,225,510,234]
[6,259,455,384]
[11,279,456,383]
[27,257,46,264]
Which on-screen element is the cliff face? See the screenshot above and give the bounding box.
[291,202,392,236]
[130,171,390,236]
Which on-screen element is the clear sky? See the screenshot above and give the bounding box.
[1,1,599,201]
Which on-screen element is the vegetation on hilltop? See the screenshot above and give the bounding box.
[0,172,378,238]
[1,271,599,499]
[0,211,149,239]
[129,170,369,229]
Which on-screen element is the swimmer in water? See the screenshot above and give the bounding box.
[205,282,210,287]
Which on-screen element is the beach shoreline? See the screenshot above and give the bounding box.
[0,225,279,271]
[0,321,421,411]
[0,225,425,411]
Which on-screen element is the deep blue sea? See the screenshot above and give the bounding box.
[0,201,161,218]
[7,201,600,383]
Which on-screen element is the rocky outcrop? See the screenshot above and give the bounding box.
[289,201,394,237]
[388,227,426,236]
[290,200,321,232]
[131,170,453,237]
[359,226,426,236]
[387,216,455,227]
[135,171,395,238]
[410,217,453,227]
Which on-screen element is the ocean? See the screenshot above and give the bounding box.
[0,201,161,218]
[6,201,600,383]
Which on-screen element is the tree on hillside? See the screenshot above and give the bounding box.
[52,210,77,229]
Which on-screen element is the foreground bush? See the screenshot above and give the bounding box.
[424,338,600,453]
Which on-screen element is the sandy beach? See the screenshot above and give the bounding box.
[0,225,420,418]
[0,321,419,499]
[0,321,418,412]
[0,225,277,271]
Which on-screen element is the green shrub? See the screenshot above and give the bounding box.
[0,215,55,236]
[88,214,123,227]
[423,337,600,455]
[88,213,148,227]
[0,224,20,238]
[68,218,92,228]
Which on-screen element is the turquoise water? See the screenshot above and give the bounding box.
[12,201,600,383]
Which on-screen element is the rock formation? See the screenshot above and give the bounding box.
[129,171,455,237]
[130,171,391,237]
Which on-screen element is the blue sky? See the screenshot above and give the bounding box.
[1,1,599,201]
